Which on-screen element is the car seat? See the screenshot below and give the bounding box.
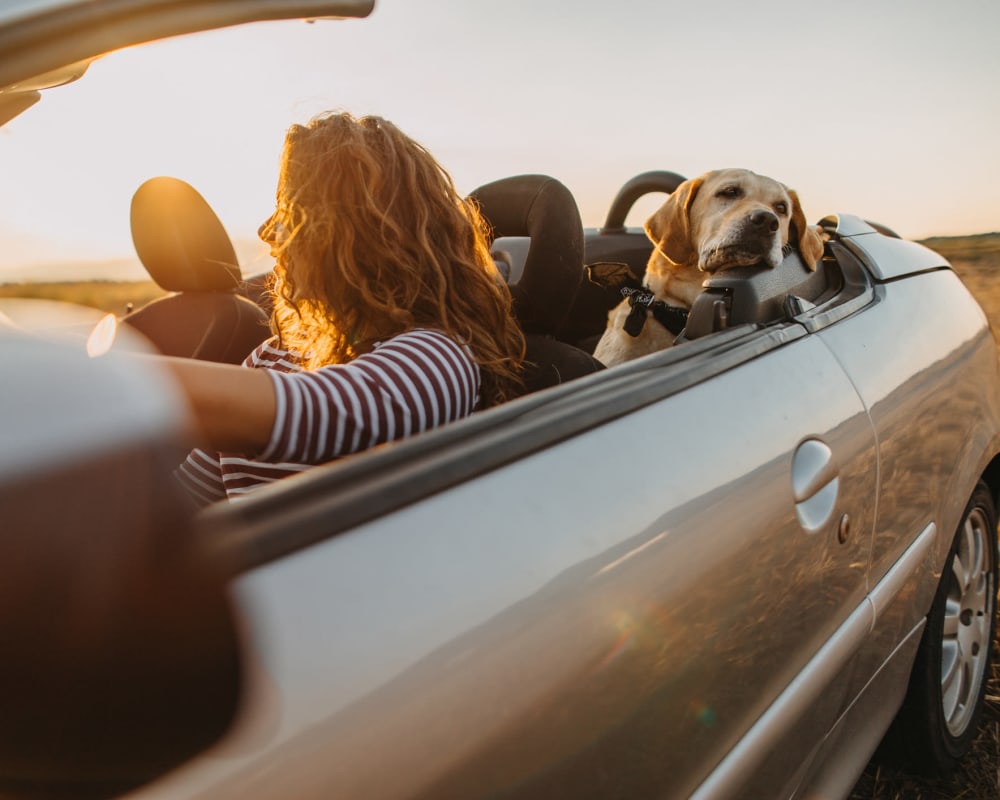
[469,175,605,395]
[123,177,270,364]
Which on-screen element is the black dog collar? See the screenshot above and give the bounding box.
[621,287,689,337]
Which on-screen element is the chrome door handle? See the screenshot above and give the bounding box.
[792,438,839,532]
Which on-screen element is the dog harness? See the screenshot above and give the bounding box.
[621,286,689,338]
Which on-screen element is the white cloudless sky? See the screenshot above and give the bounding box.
[1,0,998,281]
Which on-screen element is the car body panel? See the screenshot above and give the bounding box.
[0,326,243,795]
[0,317,185,480]
[796,618,924,799]
[816,268,1000,704]
[695,522,936,799]
[822,213,951,280]
[138,331,879,799]
[844,234,951,280]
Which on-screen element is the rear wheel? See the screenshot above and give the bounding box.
[887,481,997,774]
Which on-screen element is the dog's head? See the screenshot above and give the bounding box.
[645,168,824,274]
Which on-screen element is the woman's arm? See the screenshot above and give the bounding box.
[259,329,480,464]
[158,329,476,463]
[160,357,277,454]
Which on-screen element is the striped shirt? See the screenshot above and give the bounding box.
[175,328,480,506]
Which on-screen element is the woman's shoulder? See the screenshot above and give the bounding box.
[365,329,477,374]
[372,328,472,358]
[244,336,303,372]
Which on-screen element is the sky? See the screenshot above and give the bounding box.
[1,0,998,282]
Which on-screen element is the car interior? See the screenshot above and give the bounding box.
[120,170,867,399]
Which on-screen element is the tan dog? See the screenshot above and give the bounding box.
[593,169,825,366]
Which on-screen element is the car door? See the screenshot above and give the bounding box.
[138,323,878,800]
[813,250,1000,703]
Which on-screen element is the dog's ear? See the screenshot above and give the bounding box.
[644,176,705,266]
[788,189,825,271]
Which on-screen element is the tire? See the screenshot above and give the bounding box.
[884,481,998,774]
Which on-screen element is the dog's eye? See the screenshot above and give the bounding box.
[717,185,742,199]
[774,201,788,215]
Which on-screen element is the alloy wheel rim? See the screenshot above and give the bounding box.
[941,506,994,737]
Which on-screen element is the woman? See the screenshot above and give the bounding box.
[170,112,525,506]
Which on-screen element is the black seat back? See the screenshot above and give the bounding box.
[123,177,269,363]
[469,175,604,393]
[124,292,269,363]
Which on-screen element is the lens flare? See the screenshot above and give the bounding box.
[86,313,118,357]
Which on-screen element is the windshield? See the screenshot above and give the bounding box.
[1,0,997,291]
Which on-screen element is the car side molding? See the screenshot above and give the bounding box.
[691,522,937,799]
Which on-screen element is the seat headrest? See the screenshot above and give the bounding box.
[130,176,242,293]
[470,175,583,336]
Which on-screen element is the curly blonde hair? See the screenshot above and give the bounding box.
[260,112,525,407]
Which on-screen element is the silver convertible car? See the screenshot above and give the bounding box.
[2,2,998,799]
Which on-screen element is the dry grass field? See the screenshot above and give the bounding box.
[0,279,164,315]
[3,233,1000,796]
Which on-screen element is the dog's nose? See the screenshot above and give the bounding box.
[750,208,779,233]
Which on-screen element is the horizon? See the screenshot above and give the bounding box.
[4,229,1000,287]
